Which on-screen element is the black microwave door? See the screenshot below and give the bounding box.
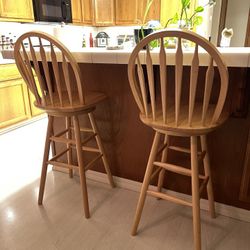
[33,0,72,23]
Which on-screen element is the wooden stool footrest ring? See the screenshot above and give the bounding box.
[48,160,78,169]
[154,161,206,180]
[147,190,192,207]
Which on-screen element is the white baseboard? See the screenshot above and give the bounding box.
[86,170,250,223]
[0,114,47,135]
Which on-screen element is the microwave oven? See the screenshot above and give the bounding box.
[32,0,72,23]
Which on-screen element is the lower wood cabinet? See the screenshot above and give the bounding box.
[28,89,44,117]
[0,78,30,128]
[0,64,44,130]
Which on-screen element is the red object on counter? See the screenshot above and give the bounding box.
[89,33,93,47]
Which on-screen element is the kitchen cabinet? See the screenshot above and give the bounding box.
[115,0,160,25]
[81,0,93,24]
[0,64,44,130]
[139,0,161,23]
[115,0,139,25]
[72,0,93,25]
[71,0,83,24]
[93,0,115,26]
[28,88,44,117]
[0,0,34,22]
[0,64,31,129]
[72,0,160,26]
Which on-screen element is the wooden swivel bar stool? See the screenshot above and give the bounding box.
[14,31,115,218]
[128,29,228,249]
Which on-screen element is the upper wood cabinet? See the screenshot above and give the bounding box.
[93,0,115,26]
[115,0,160,26]
[0,0,34,22]
[72,0,93,25]
[72,0,83,24]
[72,0,160,26]
[115,0,140,25]
[82,0,93,24]
[139,0,161,23]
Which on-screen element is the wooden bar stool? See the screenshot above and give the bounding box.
[14,31,115,218]
[128,29,229,249]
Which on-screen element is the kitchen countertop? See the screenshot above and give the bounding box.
[2,47,250,67]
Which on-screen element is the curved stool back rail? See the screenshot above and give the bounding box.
[128,29,229,250]
[14,31,115,219]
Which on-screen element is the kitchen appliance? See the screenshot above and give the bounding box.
[32,0,72,23]
[95,32,109,47]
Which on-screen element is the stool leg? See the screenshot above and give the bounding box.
[191,136,201,250]
[73,115,90,218]
[38,115,54,205]
[157,134,169,193]
[51,126,56,157]
[131,132,161,236]
[88,112,115,188]
[200,135,216,218]
[66,117,73,178]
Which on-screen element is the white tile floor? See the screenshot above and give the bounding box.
[0,118,48,202]
[1,118,250,250]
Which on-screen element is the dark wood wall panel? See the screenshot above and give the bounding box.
[54,63,250,210]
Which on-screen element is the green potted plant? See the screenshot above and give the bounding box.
[164,0,216,30]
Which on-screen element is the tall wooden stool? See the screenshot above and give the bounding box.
[128,29,228,249]
[14,31,115,218]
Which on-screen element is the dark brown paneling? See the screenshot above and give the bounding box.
[54,63,250,210]
[229,68,250,117]
[240,118,250,202]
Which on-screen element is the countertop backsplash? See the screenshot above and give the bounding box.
[0,21,138,57]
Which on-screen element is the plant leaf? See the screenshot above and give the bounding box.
[142,0,154,25]
[193,16,203,26]
[172,13,179,23]
[181,0,190,8]
[195,6,204,13]
[149,39,159,48]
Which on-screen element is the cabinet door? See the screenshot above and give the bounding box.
[94,0,115,26]
[0,79,31,129]
[0,0,34,22]
[72,0,93,25]
[115,0,140,25]
[138,0,161,23]
[0,64,44,129]
[72,0,83,24]
[82,0,93,24]
[28,90,44,117]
